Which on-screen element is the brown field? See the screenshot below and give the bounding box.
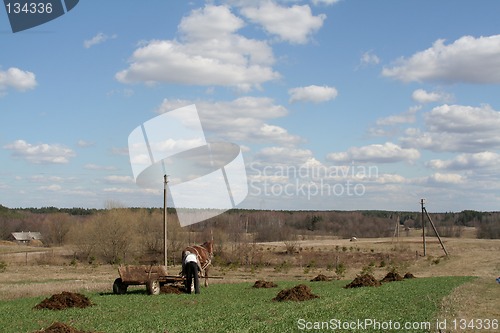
[1,230,499,323]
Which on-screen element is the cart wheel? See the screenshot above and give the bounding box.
[113,278,128,295]
[146,279,160,295]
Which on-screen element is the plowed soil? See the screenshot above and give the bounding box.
[253,280,277,288]
[273,284,319,301]
[33,322,101,333]
[344,274,381,288]
[160,285,184,294]
[34,292,93,310]
[381,271,404,282]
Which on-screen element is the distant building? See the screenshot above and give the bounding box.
[8,231,43,244]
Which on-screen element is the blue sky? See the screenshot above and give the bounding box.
[1,0,500,212]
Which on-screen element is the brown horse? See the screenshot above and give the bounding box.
[182,240,213,287]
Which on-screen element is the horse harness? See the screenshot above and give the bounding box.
[185,245,212,276]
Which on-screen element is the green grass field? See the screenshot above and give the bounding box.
[0,276,474,333]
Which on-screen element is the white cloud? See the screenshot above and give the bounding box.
[103,187,137,194]
[383,35,500,83]
[254,146,314,165]
[257,124,301,145]
[426,172,464,185]
[30,175,75,183]
[375,174,407,184]
[77,140,94,147]
[4,140,75,164]
[38,184,63,192]
[375,106,420,126]
[288,85,338,103]
[241,2,326,44]
[412,89,452,104]
[327,142,420,163]
[427,152,500,171]
[84,164,117,171]
[178,4,244,40]
[83,32,117,49]
[0,67,37,92]
[102,187,160,195]
[104,175,134,184]
[155,97,300,145]
[312,0,341,5]
[401,104,500,152]
[116,5,279,91]
[358,50,380,67]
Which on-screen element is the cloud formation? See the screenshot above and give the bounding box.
[155,97,300,146]
[116,5,279,91]
[327,142,420,163]
[4,140,75,164]
[358,50,380,68]
[401,104,500,152]
[241,2,326,44]
[412,89,452,104]
[427,152,500,171]
[0,67,37,93]
[382,35,500,83]
[312,0,341,5]
[375,106,419,126]
[288,85,338,103]
[254,146,314,165]
[83,32,117,48]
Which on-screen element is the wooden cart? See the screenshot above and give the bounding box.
[112,265,184,295]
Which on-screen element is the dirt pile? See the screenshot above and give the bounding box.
[404,272,416,279]
[344,274,381,288]
[160,285,184,294]
[273,284,319,302]
[34,292,93,310]
[310,274,331,282]
[33,322,101,333]
[381,271,404,282]
[253,280,277,288]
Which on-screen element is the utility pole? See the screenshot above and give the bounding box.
[420,199,449,257]
[421,199,426,256]
[423,205,449,256]
[163,175,168,267]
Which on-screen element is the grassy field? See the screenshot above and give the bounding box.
[1,235,499,332]
[0,276,475,333]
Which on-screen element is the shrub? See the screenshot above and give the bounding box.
[335,262,346,278]
[0,260,6,273]
[360,262,375,275]
[274,260,290,273]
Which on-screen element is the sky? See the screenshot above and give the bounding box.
[1,0,500,213]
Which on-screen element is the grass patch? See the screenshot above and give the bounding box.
[0,276,473,333]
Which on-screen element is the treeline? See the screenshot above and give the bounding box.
[6,206,99,216]
[1,205,499,255]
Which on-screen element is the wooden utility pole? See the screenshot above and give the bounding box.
[423,206,449,256]
[421,199,426,256]
[163,175,168,267]
[392,215,400,243]
[420,199,449,256]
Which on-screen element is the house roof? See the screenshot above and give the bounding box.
[10,231,42,241]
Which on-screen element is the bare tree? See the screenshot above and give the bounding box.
[40,213,72,246]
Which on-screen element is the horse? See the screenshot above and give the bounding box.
[181,240,213,287]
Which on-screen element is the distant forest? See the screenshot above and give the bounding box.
[2,204,499,241]
[2,204,499,265]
